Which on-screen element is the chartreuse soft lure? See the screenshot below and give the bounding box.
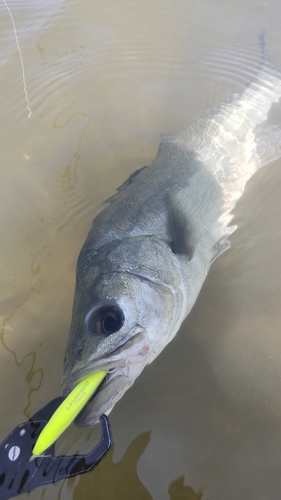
[32,371,107,457]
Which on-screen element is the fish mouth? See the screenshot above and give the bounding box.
[62,331,150,426]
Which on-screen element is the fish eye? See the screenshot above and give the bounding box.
[86,303,124,336]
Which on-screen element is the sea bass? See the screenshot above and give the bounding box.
[62,49,281,426]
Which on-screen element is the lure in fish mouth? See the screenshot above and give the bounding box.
[62,40,281,427]
[63,328,150,426]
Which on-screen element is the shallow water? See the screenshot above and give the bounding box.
[1,0,281,498]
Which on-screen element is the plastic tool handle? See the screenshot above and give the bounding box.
[0,397,112,499]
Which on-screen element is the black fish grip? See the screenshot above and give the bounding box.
[0,397,112,499]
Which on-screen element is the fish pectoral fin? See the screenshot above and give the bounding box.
[166,194,198,260]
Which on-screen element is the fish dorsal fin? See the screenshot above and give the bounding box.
[153,132,196,167]
[166,193,198,260]
[105,165,148,204]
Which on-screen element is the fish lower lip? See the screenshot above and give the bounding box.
[62,331,150,425]
[74,369,112,416]
[74,361,146,426]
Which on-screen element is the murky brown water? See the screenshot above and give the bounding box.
[1,0,281,498]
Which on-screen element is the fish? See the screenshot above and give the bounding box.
[62,42,281,426]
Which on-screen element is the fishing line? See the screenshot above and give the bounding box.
[3,0,32,117]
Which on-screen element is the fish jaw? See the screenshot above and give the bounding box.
[62,330,150,426]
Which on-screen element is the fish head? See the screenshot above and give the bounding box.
[62,235,184,426]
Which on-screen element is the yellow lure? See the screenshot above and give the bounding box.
[32,370,107,457]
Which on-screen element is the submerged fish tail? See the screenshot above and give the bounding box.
[156,51,281,236]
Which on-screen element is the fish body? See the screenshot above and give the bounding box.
[63,51,281,426]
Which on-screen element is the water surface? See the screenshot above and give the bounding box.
[1,0,281,498]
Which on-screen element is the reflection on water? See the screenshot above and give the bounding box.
[74,433,153,500]
[1,0,281,498]
[74,433,203,500]
[0,291,43,424]
[169,477,203,500]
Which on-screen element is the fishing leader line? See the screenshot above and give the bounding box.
[3,0,32,118]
